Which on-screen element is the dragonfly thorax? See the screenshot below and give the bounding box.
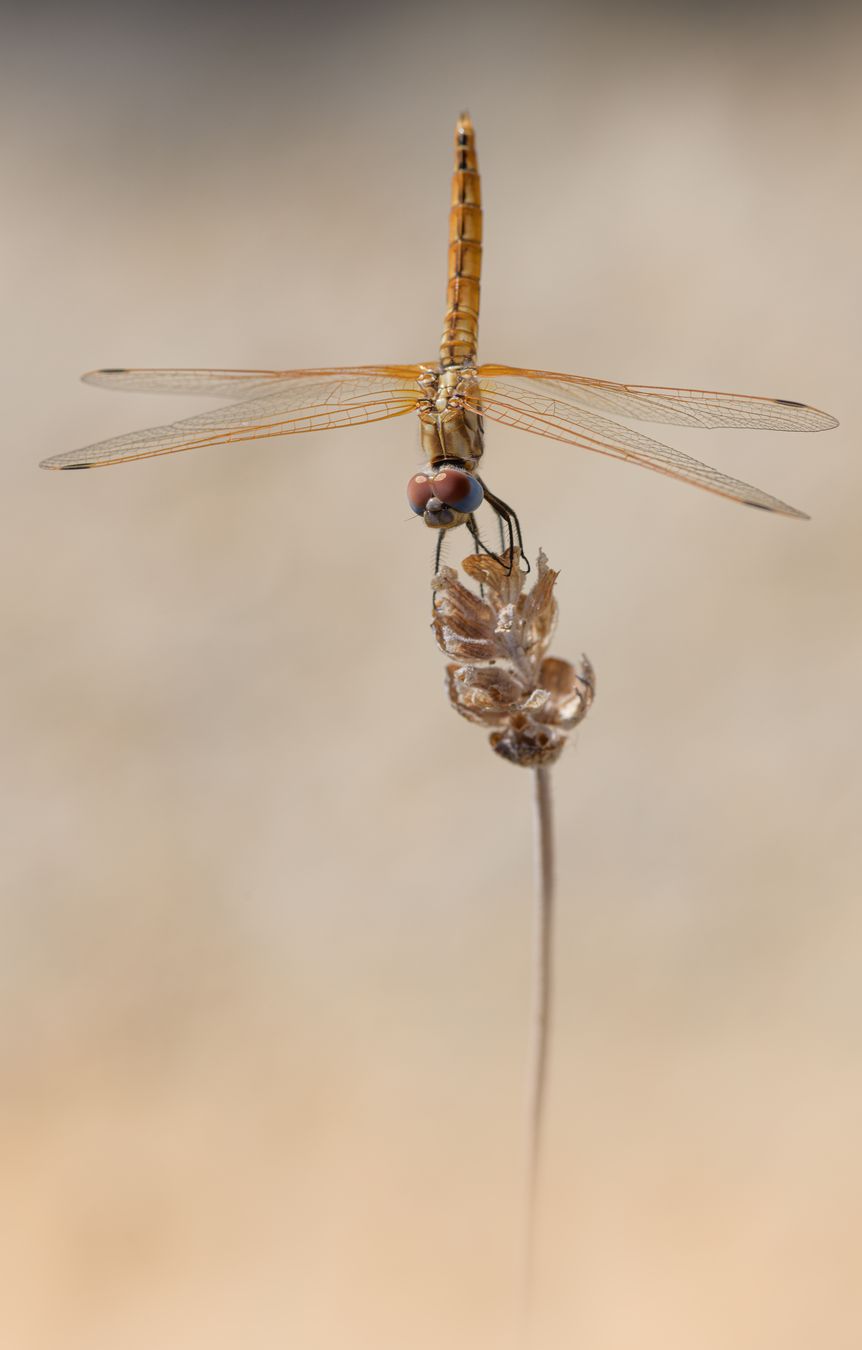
[417,362,484,470]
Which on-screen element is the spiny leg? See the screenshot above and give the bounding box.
[471,502,515,575]
[477,478,529,576]
[434,528,447,574]
[471,518,483,558]
[466,514,501,562]
[485,486,525,557]
[496,506,507,555]
[466,514,488,599]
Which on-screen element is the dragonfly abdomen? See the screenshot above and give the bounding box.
[440,113,482,368]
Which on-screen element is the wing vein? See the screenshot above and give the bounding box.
[472,385,808,517]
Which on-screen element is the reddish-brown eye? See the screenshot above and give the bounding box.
[407,474,435,515]
[432,468,484,512]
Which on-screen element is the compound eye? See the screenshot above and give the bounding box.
[407,474,435,515]
[432,468,484,513]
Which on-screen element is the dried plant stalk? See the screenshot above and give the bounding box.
[431,548,594,1324]
[525,761,554,1315]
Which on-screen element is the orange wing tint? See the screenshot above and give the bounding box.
[40,367,423,469]
[471,369,838,516]
[478,365,837,432]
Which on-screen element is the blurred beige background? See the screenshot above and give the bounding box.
[2,3,860,1347]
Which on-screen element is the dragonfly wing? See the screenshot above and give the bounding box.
[42,373,420,469]
[478,365,838,432]
[471,378,809,517]
[82,364,424,401]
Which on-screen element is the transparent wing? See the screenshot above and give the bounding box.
[41,371,421,470]
[82,364,423,401]
[471,378,809,517]
[478,365,838,432]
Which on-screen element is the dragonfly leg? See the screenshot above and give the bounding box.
[471,517,483,557]
[469,503,514,574]
[466,513,501,562]
[434,529,447,574]
[466,513,486,555]
[476,479,529,575]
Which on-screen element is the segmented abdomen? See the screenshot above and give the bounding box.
[439,113,482,368]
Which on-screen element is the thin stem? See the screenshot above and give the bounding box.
[524,763,555,1330]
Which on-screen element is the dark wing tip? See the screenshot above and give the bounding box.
[39,458,89,470]
[746,499,810,520]
[82,368,128,385]
[773,397,839,430]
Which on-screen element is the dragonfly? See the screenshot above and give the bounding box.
[41,113,837,568]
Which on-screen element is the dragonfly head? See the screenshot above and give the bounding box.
[407,466,484,529]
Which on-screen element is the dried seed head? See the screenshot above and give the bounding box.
[432,548,594,767]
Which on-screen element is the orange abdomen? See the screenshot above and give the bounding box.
[439,114,482,368]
